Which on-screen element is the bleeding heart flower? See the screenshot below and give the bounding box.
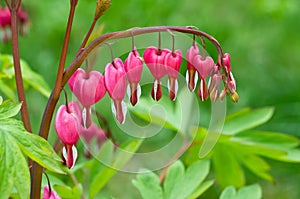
[193,54,215,79]
[55,101,81,168]
[186,45,200,91]
[144,46,170,101]
[164,49,182,100]
[105,58,127,124]
[42,185,61,199]
[124,47,143,106]
[68,68,106,107]
[79,123,107,157]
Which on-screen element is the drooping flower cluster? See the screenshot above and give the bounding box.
[0,6,28,42]
[54,34,238,169]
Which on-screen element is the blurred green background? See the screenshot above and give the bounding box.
[1,0,300,198]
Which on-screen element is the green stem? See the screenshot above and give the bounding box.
[30,1,78,198]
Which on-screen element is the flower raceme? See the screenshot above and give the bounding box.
[55,37,238,169]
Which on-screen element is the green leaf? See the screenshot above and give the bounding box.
[168,160,210,199]
[234,131,299,150]
[188,180,214,199]
[132,171,163,199]
[0,54,51,98]
[220,186,236,199]
[53,184,83,199]
[222,107,274,135]
[0,99,22,119]
[212,143,245,188]
[0,79,15,100]
[0,119,64,174]
[220,184,262,199]
[0,127,30,199]
[0,96,2,104]
[89,140,142,198]
[164,161,185,199]
[238,154,273,182]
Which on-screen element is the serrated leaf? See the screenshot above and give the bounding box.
[132,171,163,199]
[0,99,22,119]
[0,119,64,174]
[164,161,185,199]
[222,107,274,135]
[0,129,30,199]
[168,160,210,199]
[0,54,51,97]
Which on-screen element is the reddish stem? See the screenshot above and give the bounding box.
[6,0,32,133]
[30,1,78,198]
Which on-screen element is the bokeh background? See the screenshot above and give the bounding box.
[1,0,300,198]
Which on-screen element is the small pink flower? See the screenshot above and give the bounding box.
[144,46,170,101]
[0,7,11,28]
[42,185,61,199]
[223,53,231,72]
[164,50,182,100]
[105,58,127,124]
[55,101,81,168]
[124,48,143,106]
[68,68,106,107]
[186,45,200,91]
[193,54,214,79]
[79,123,107,157]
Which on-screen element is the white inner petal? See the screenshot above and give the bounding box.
[153,79,159,99]
[72,145,78,169]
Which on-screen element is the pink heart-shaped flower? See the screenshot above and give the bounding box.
[193,55,215,79]
[143,46,169,80]
[69,68,106,107]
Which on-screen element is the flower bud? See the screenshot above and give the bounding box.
[124,48,143,105]
[79,123,107,157]
[68,68,106,107]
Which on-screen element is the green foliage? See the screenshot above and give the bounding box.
[185,107,300,188]
[89,140,142,198]
[53,184,83,199]
[220,184,262,199]
[133,160,213,199]
[0,54,51,100]
[0,97,64,199]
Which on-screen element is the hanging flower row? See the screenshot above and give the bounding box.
[54,27,238,169]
